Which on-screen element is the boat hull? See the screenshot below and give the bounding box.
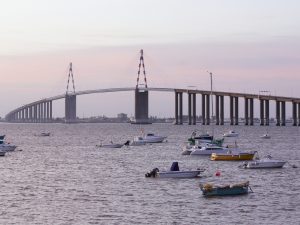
[211,152,255,161]
[201,186,249,196]
[0,145,17,152]
[96,144,123,148]
[245,161,286,169]
[158,170,201,178]
[200,181,250,196]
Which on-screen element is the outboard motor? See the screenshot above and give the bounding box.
[170,162,179,171]
[124,140,130,146]
[145,168,159,178]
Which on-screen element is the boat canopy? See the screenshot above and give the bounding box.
[170,162,179,171]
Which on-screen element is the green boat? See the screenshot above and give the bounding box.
[199,181,252,197]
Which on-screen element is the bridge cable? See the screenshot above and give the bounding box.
[66,62,76,94]
[136,49,148,88]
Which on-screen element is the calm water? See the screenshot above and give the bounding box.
[0,123,299,225]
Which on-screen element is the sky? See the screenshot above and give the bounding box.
[0,0,299,118]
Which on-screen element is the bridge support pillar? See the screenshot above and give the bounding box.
[249,98,254,125]
[276,101,280,126]
[175,92,179,124]
[234,97,239,125]
[206,94,210,125]
[220,96,224,125]
[34,105,37,123]
[265,100,269,126]
[292,102,297,126]
[65,95,77,123]
[202,94,206,125]
[298,103,300,126]
[260,99,264,126]
[50,101,53,122]
[134,89,149,124]
[179,92,183,124]
[192,93,196,125]
[215,95,219,125]
[244,98,249,125]
[188,93,192,125]
[281,101,286,126]
[230,96,234,125]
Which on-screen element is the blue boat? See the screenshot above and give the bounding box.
[200,181,252,196]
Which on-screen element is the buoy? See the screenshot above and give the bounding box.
[215,171,221,176]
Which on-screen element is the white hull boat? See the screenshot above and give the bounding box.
[137,133,167,143]
[145,162,205,179]
[96,143,123,148]
[157,170,203,178]
[223,130,239,137]
[241,156,286,169]
[0,144,17,152]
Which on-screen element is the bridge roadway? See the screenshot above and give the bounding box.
[5,87,300,126]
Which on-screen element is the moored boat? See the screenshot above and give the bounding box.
[211,151,257,161]
[138,133,167,143]
[223,130,239,137]
[200,181,252,196]
[260,134,271,139]
[130,136,147,146]
[241,155,286,169]
[190,145,237,156]
[96,141,124,148]
[145,162,205,178]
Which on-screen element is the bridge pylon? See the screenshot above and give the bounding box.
[65,63,77,123]
[133,49,150,124]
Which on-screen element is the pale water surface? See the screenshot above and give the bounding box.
[0,123,299,225]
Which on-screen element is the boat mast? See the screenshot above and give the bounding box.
[207,71,214,136]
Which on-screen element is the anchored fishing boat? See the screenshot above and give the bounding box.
[241,155,286,169]
[145,162,205,178]
[200,181,252,196]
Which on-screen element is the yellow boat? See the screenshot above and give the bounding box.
[211,151,257,161]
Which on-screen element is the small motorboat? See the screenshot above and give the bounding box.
[96,141,123,148]
[211,151,257,161]
[188,130,224,146]
[223,130,239,137]
[136,133,167,143]
[260,134,271,139]
[190,145,236,156]
[145,162,205,178]
[200,181,252,196]
[0,138,17,152]
[241,155,286,169]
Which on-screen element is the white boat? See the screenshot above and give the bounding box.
[241,155,286,169]
[96,141,123,148]
[223,130,239,137]
[145,162,205,178]
[130,136,147,146]
[138,133,167,143]
[260,134,271,139]
[0,144,17,152]
[182,144,193,155]
[190,145,238,156]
